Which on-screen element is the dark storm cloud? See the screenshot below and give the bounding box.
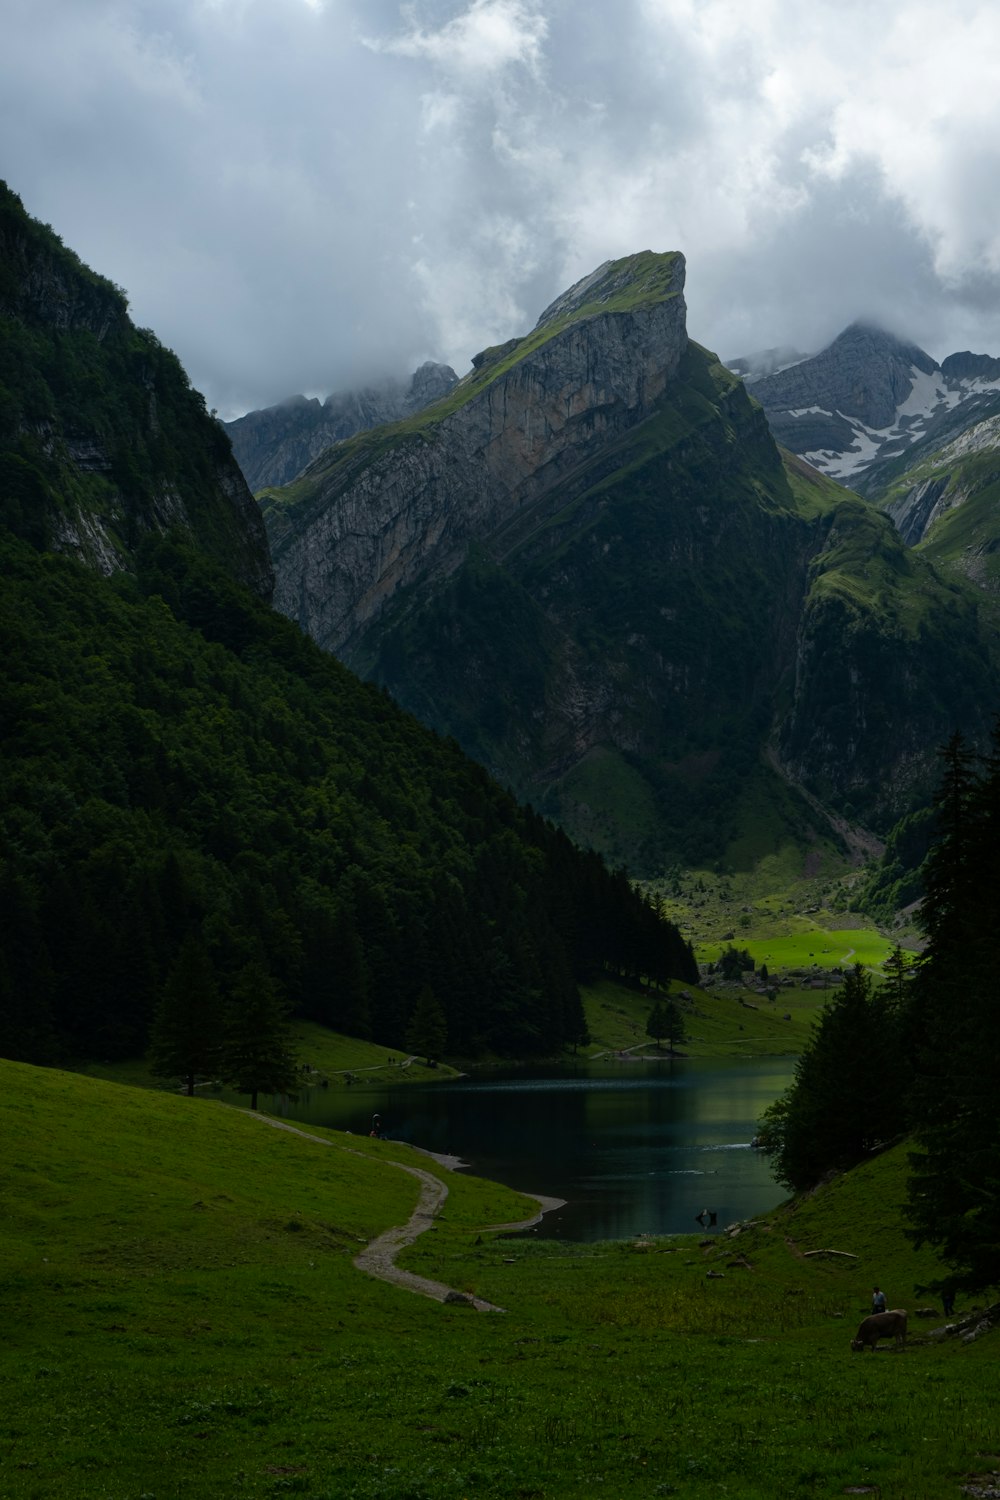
[4,0,1000,415]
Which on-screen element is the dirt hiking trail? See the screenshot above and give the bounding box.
[238,1109,562,1311]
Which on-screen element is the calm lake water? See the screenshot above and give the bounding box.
[252,1057,794,1242]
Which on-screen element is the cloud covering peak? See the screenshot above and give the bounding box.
[4,0,1000,417]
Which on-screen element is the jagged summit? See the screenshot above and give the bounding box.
[533,251,684,330]
[261,250,692,659]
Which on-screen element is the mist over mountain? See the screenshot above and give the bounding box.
[260,253,1000,875]
[737,322,1000,492]
[224,362,458,492]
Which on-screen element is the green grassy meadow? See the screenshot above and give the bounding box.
[72,1022,462,1096]
[697,927,899,971]
[3,1058,998,1499]
[580,975,823,1057]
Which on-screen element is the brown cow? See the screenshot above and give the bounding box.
[851,1309,907,1352]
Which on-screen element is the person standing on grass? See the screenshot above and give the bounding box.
[872,1285,887,1314]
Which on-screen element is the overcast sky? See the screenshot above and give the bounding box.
[5,0,1000,418]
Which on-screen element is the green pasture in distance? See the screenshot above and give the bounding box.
[698,926,904,971]
[580,975,824,1057]
[72,1021,461,1095]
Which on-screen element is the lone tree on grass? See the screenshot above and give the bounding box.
[148,934,224,1096]
[647,997,687,1052]
[405,984,447,1065]
[222,961,300,1110]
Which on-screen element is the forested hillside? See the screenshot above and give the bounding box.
[0,180,271,596]
[0,187,696,1069]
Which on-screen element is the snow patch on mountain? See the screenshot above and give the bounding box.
[740,327,1000,490]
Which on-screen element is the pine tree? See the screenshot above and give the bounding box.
[760,965,905,1192]
[906,725,1000,1288]
[405,983,447,1065]
[880,945,913,1014]
[222,961,300,1110]
[646,1001,668,1049]
[149,934,224,1095]
[663,996,687,1051]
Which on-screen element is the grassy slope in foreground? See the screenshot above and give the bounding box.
[4,1059,999,1500]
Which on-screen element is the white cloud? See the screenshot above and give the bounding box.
[4,0,1000,414]
[372,0,548,78]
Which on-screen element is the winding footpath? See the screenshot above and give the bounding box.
[238,1109,561,1312]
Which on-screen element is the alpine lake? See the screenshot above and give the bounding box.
[247,1056,795,1242]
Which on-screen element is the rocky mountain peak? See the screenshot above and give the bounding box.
[940,350,1000,384]
[263,251,690,656]
[737,318,1000,488]
[753,321,938,430]
[533,250,684,331]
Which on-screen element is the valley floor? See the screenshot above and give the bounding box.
[3,1058,997,1500]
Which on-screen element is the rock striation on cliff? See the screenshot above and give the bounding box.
[0,180,272,598]
[264,251,688,656]
[261,251,998,871]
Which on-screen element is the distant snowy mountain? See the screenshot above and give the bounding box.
[729,322,1000,490]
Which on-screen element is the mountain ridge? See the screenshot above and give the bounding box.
[0,180,272,598]
[262,249,688,661]
[224,360,458,492]
[736,320,1000,491]
[260,256,1000,872]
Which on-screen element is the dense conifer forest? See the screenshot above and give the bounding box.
[758,726,1000,1288]
[0,529,697,1067]
[0,179,696,1070]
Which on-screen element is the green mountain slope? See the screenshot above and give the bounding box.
[0,180,271,596]
[347,349,998,872]
[873,410,1000,606]
[0,192,697,1068]
[260,254,1000,877]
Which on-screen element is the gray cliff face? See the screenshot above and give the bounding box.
[941,351,1000,383]
[737,320,1000,494]
[267,254,688,656]
[753,322,937,431]
[225,361,458,492]
[885,475,953,546]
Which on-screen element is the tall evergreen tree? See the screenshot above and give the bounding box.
[663,996,687,1051]
[405,983,447,1065]
[148,934,224,1096]
[646,1001,668,1049]
[759,964,905,1192]
[222,962,300,1110]
[906,725,1000,1288]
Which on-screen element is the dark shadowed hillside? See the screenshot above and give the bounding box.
[0,190,696,1068]
[259,256,1000,873]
